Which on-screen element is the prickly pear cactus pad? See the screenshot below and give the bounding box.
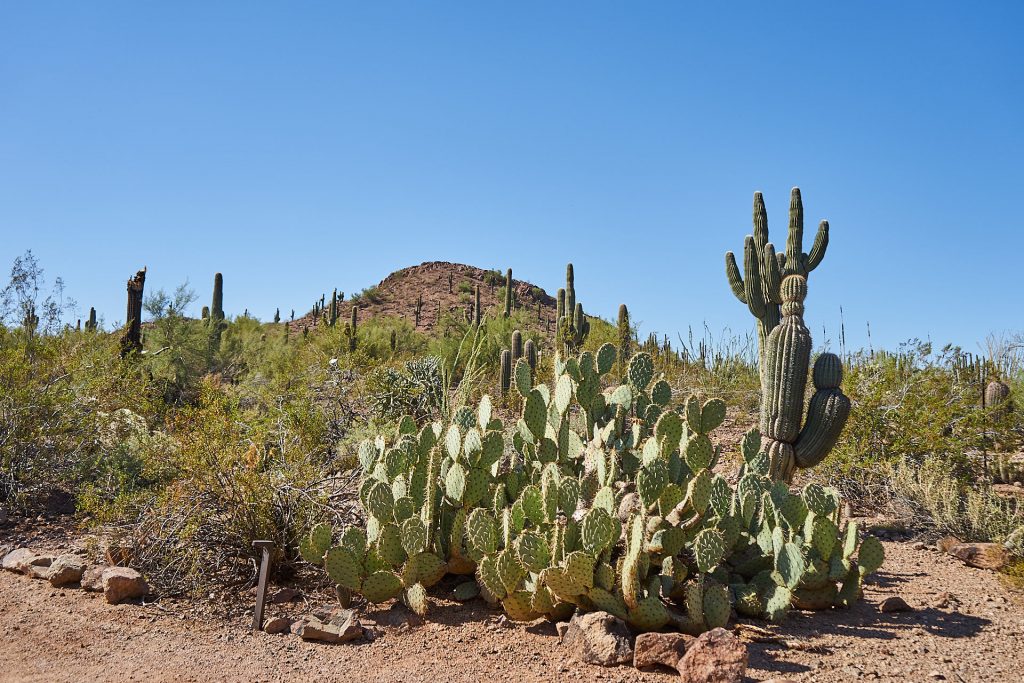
[296,263,878,633]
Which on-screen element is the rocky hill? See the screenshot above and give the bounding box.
[290,261,559,335]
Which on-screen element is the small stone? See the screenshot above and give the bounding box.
[633,632,692,670]
[102,567,148,604]
[48,554,87,587]
[561,611,634,667]
[879,596,913,613]
[928,672,945,680]
[263,616,292,634]
[936,536,962,553]
[555,622,570,642]
[81,565,108,592]
[912,541,927,551]
[269,587,301,604]
[292,614,364,643]
[676,627,747,683]
[947,542,1009,570]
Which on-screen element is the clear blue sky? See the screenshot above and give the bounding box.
[2,2,1022,353]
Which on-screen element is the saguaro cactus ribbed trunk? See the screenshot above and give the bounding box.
[121,267,146,357]
[504,268,512,318]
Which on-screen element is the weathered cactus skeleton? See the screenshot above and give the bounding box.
[726,189,850,481]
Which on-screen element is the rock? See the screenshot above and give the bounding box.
[81,565,108,592]
[27,564,52,580]
[617,492,640,524]
[912,541,927,551]
[561,611,634,667]
[102,567,148,604]
[556,622,570,641]
[931,592,953,609]
[47,554,87,587]
[762,679,799,683]
[263,616,292,634]
[676,627,748,683]
[2,548,34,572]
[633,632,692,670]
[292,614,364,643]
[879,596,914,613]
[947,542,1009,570]
[269,587,301,604]
[936,536,962,553]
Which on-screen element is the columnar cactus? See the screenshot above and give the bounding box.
[617,304,631,373]
[511,330,523,364]
[474,285,482,326]
[347,305,359,352]
[274,308,281,324]
[201,306,209,321]
[504,268,513,318]
[986,380,1013,421]
[499,349,512,395]
[414,294,424,326]
[556,264,589,352]
[556,288,565,324]
[760,276,850,481]
[120,268,146,357]
[85,307,98,332]
[725,189,829,369]
[211,272,225,322]
[524,339,537,378]
[330,290,338,327]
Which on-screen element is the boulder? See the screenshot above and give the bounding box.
[947,542,1009,570]
[48,554,87,587]
[2,548,40,573]
[633,632,692,670]
[676,627,748,683]
[269,587,301,604]
[561,611,634,667]
[102,567,148,604]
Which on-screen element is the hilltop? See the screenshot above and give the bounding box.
[289,261,559,335]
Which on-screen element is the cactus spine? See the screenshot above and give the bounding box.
[120,267,146,357]
[725,188,829,370]
[504,268,512,318]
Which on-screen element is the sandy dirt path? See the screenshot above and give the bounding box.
[1,541,1022,683]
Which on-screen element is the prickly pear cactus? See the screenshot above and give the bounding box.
[300,263,878,632]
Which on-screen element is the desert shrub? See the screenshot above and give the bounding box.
[457,279,473,295]
[884,457,1022,548]
[366,356,444,422]
[351,285,382,304]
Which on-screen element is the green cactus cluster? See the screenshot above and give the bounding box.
[302,340,882,629]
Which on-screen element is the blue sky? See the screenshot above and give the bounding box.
[2,2,1021,352]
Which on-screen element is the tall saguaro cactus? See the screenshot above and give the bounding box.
[725,188,829,369]
[121,267,146,357]
[504,268,513,318]
[348,305,359,352]
[85,307,97,332]
[211,273,225,322]
[617,304,631,373]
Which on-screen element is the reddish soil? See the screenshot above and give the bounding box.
[289,261,558,336]
[2,536,1022,682]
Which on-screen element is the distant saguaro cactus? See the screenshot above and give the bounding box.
[211,273,225,322]
[474,285,481,326]
[330,290,338,327]
[121,267,146,357]
[348,305,359,352]
[617,304,631,372]
[201,306,209,320]
[504,268,512,318]
[274,308,281,324]
[390,329,397,352]
[524,339,537,377]
[85,307,98,332]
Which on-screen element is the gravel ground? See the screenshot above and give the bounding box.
[2,539,1022,682]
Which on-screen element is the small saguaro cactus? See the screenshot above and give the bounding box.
[274,308,281,324]
[617,304,631,373]
[121,267,147,357]
[348,305,359,352]
[390,329,397,352]
[201,306,210,320]
[556,264,589,352]
[211,273,225,322]
[725,188,829,370]
[448,271,454,294]
[524,339,537,377]
[414,294,424,326]
[474,285,482,326]
[986,380,1013,422]
[499,349,512,394]
[761,276,850,482]
[504,268,513,318]
[330,290,338,327]
[85,306,98,331]
[511,330,523,363]
[556,288,565,324]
